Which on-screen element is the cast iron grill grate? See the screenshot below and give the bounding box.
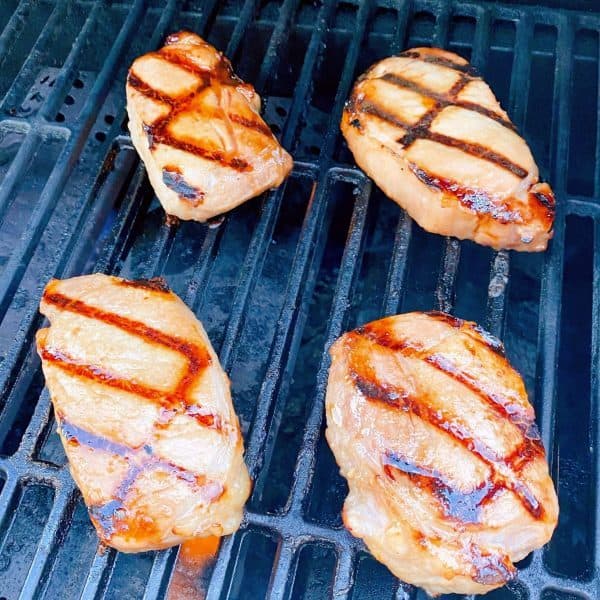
[0,1,597,599]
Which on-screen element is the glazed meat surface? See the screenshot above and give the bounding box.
[126,31,292,222]
[341,47,555,251]
[36,274,251,552]
[325,312,558,595]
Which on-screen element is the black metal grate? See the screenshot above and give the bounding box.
[0,1,598,599]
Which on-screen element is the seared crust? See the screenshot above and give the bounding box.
[341,47,555,251]
[36,274,251,552]
[325,312,558,595]
[126,32,293,222]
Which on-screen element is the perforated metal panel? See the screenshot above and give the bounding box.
[0,1,598,599]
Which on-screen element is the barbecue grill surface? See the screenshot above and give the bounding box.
[0,1,597,599]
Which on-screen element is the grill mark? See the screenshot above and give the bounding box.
[383,452,502,524]
[41,288,220,430]
[352,51,529,180]
[379,72,517,132]
[128,42,254,172]
[359,100,412,130]
[61,418,224,540]
[348,330,543,519]
[356,322,536,437]
[228,112,273,137]
[399,50,479,76]
[420,132,529,179]
[39,346,220,432]
[351,368,542,518]
[118,277,171,293]
[127,73,176,105]
[162,167,205,205]
[43,290,209,369]
[409,163,522,224]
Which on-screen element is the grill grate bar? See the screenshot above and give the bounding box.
[254,0,301,92]
[0,2,148,398]
[266,541,295,600]
[382,210,412,316]
[38,1,105,121]
[568,196,600,217]
[380,0,415,317]
[80,547,117,600]
[0,0,71,113]
[593,219,600,564]
[0,0,146,313]
[0,0,35,64]
[330,549,356,600]
[485,12,533,337]
[17,479,77,600]
[286,179,372,511]
[141,547,179,600]
[536,14,573,456]
[435,238,461,314]
[0,2,596,598]
[182,0,319,350]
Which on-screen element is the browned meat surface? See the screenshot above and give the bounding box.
[341,47,555,251]
[126,32,293,222]
[325,312,558,595]
[36,274,251,552]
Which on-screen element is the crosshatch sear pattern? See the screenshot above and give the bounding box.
[0,1,598,599]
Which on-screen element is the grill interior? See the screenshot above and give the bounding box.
[0,0,598,598]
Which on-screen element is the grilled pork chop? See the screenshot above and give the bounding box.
[341,48,555,251]
[326,312,558,595]
[126,32,293,222]
[36,274,251,552]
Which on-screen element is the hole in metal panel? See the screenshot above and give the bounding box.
[73,78,84,89]
[448,14,476,61]
[40,495,100,600]
[64,94,75,106]
[406,11,435,46]
[251,179,356,515]
[55,111,65,122]
[0,484,55,599]
[350,553,397,599]
[484,20,516,109]
[334,3,357,32]
[567,30,598,196]
[545,215,594,580]
[0,1,53,102]
[95,131,106,142]
[289,543,336,600]
[225,529,278,600]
